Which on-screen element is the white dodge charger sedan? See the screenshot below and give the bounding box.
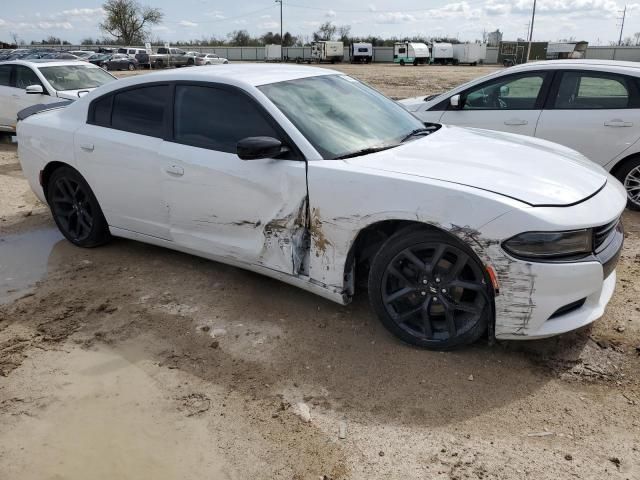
[400,60,640,210]
[17,65,626,349]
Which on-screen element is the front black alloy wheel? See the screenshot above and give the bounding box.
[369,229,491,349]
[47,167,111,247]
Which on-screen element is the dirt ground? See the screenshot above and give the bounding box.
[1,65,640,480]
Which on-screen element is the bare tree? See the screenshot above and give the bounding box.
[313,22,337,41]
[9,32,19,46]
[100,0,163,45]
[337,25,351,44]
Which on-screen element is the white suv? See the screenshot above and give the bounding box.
[0,60,116,133]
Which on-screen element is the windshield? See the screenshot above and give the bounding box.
[39,65,115,91]
[259,75,425,159]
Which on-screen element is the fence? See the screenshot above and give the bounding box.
[11,44,640,64]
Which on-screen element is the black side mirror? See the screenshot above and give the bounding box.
[237,136,288,160]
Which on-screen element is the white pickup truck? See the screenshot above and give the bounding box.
[149,48,196,68]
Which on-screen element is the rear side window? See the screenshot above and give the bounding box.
[554,72,633,109]
[0,65,10,87]
[111,85,168,137]
[89,85,168,137]
[173,85,280,153]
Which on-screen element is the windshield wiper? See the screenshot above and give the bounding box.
[400,128,434,143]
[334,144,398,160]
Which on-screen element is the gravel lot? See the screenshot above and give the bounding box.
[1,64,639,480]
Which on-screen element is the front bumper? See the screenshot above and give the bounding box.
[477,178,627,340]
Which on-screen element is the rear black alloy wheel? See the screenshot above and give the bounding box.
[48,167,111,247]
[369,230,490,349]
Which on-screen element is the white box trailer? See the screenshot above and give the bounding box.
[452,43,487,65]
[265,44,282,62]
[393,42,430,66]
[310,41,344,63]
[350,42,373,63]
[431,42,454,65]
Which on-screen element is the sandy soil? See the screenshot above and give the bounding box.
[1,66,640,479]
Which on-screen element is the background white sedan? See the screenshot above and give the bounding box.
[400,60,640,210]
[0,60,116,133]
[195,53,229,65]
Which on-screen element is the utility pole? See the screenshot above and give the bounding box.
[618,5,627,46]
[275,0,283,61]
[525,21,531,40]
[526,0,537,63]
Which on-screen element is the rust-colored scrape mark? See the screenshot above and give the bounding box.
[310,208,331,255]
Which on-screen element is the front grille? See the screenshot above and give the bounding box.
[593,218,620,254]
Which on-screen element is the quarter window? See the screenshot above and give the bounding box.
[111,85,169,137]
[554,72,631,109]
[173,85,280,153]
[0,65,10,87]
[462,74,546,110]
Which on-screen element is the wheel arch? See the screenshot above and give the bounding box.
[41,161,74,201]
[342,219,494,297]
[609,151,640,178]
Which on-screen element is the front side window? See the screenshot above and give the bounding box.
[462,74,546,110]
[14,66,42,89]
[259,75,425,159]
[173,85,280,153]
[38,65,116,91]
[554,72,631,109]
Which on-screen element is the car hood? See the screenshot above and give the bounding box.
[398,95,443,112]
[345,125,608,207]
[56,88,96,100]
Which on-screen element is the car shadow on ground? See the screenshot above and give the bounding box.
[11,234,609,430]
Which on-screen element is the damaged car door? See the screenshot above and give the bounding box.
[159,83,309,275]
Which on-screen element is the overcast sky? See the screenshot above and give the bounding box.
[0,1,638,45]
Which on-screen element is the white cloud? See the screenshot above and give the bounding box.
[261,14,272,19]
[0,18,6,27]
[368,4,377,12]
[326,9,336,18]
[374,12,417,24]
[178,20,198,27]
[206,10,225,19]
[258,21,279,29]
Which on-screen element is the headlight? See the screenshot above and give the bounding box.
[503,229,593,260]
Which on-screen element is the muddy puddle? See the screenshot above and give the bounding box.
[0,227,63,304]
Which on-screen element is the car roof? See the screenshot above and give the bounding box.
[508,59,640,72]
[1,59,89,67]
[115,63,337,87]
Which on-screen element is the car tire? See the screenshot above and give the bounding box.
[101,64,108,70]
[368,228,491,350]
[399,59,405,66]
[128,63,135,71]
[47,167,111,248]
[614,157,640,211]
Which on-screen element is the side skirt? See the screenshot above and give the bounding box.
[109,226,349,306]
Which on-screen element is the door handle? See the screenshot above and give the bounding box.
[80,143,94,152]
[165,164,184,176]
[604,120,633,127]
[504,119,528,126]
